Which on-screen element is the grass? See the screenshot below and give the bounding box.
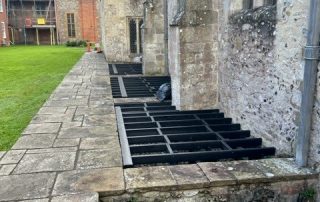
[0,46,84,151]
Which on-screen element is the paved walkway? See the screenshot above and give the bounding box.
[0,52,123,202]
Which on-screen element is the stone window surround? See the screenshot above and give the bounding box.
[66,13,76,38]
[127,16,143,56]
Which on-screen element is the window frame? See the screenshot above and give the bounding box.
[0,0,3,13]
[127,17,143,55]
[66,13,76,38]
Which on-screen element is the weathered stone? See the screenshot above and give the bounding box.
[99,0,144,62]
[23,123,61,134]
[76,107,115,116]
[59,126,116,139]
[62,122,83,128]
[143,0,167,75]
[77,149,122,169]
[198,162,236,186]
[12,134,56,149]
[18,199,49,202]
[168,0,219,110]
[32,114,73,123]
[38,107,67,114]
[125,166,177,190]
[14,152,76,174]
[54,138,80,147]
[83,115,116,127]
[51,193,99,202]
[26,147,78,154]
[80,137,120,150]
[222,160,267,183]
[0,173,55,201]
[0,152,5,160]
[53,168,125,196]
[0,164,16,175]
[256,158,318,180]
[0,150,26,165]
[169,164,209,189]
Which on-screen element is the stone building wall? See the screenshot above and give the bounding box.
[99,0,144,63]
[55,0,82,43]
[217,0,319,164]
[143,0,167,75]
[168,0,219,110]
[56,0,100,44]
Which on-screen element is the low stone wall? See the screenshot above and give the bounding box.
[100,158,319,202]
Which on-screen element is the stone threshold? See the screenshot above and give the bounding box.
[99,158,318,198]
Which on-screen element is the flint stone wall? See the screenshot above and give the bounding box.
[217,0,320,167]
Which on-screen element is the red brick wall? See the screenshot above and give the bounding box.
[0,0,9,45]
[79,0,99,42]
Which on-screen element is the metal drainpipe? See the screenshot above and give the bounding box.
[296,0,320,167]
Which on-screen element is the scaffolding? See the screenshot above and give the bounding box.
[7,0,56,45]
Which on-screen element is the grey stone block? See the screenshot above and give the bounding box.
[53,168,125,196]
[59,127,115,139]
[51,193,99,202]
[80,137,120,150]
[12,134,56,149]
[0,150,26,165]
[0,173,55,201]
[54,138,80,147]
[0,164,16,175]
[23,123,61,134]
[77,149,122,170]
[14,152,76,174]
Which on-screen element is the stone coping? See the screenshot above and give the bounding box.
[102,158,318,197]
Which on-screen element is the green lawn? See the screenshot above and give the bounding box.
[0,46,84,151]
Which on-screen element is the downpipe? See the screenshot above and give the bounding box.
[296,0,320,167]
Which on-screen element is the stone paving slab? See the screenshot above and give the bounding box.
[0,150,26,165]
[0,164,16,175]
[18,199,49,202]
[12,134,56,149]
[38,107,68,114]
[13,152,76,174]
[26,147,78,154]
[0,151,5,159]
[53,138,80,148]
[0,173,56,201]
[80,137,120,150]
[58,126,117,139]
[51,193,99,202]
[23,123,61,134]
[77,149,122,170]
[53,167,125,196]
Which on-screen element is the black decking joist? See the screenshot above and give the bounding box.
[115,102,276,167]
